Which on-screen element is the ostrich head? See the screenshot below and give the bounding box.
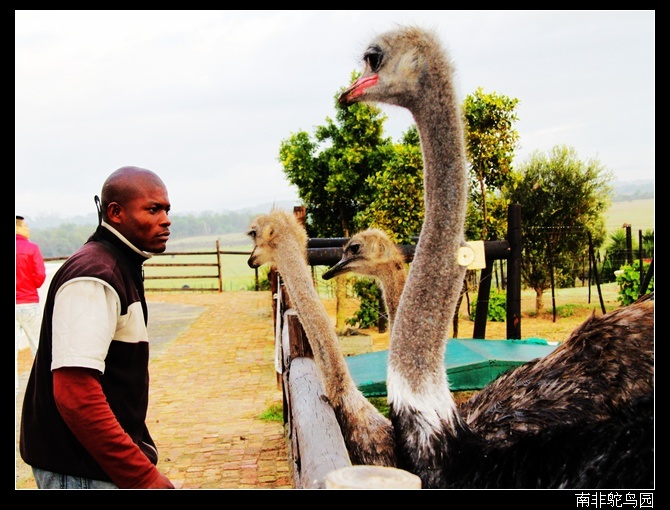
[339,26,450,110]
[247,209,308,269]
[322,228,406,281]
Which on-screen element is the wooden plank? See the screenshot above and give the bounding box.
[287,357,351,489]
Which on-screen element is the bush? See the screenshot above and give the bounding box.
[615,260,654,306]
[248,266,272,291]
[556,303,575,318]
[346,278,381,329]
[470,289,507,322]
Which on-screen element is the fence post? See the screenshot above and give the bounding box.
[638,230,645,288]
[506,204,522,340]
[587,231,607,315]
[625,224,633,265]
[216,239,223,292]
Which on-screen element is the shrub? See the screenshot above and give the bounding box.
[615,260,654,306]
[247,266,272,291]
[556,303,575,318]
[346,278,381,329]
[470,289,507,322]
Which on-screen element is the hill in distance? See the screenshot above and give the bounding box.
[28,181,653,231]
[28,200,298,230]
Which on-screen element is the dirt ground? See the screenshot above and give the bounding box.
[328,281,628,350]
[329,281,644,407]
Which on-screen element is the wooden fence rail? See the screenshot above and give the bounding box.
[144,240,226,292]
[45,240,257,293]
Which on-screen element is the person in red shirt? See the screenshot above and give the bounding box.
[20,166,175,489]
[15,215,46,389]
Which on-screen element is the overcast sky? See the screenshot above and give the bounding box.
[15,10,655,220]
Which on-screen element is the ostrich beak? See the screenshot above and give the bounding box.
[247,252,260,269]
[339,74,379,105]
[322,256,358,280]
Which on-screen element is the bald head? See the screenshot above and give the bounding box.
[101,166,166,214]
[100,166,172,253]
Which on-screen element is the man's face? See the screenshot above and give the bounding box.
[116,184,171,253]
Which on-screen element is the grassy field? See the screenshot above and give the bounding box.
[144,246,258,292]
[605,198,654,234]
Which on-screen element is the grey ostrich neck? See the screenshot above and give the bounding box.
[376,263,406,331]
[275,241,356,402]
[271,222,397,467]
[388,70,468,396]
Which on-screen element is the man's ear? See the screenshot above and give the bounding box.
[106,202,122,224]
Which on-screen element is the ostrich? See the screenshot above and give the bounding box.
[322,229,654,443]
[246,209,396,467]
[339,25,653,488]
[322,228,407,331]
[461,292,654,442]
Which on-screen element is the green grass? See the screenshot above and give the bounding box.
[258,402,284,423]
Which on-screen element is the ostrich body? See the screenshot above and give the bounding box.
[247,210,396,467]
[462,292,654,442]
[322,228,407,331]
[322,229,654,443]
[339,26,653,488]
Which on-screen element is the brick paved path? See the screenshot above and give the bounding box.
[15,290,291,490]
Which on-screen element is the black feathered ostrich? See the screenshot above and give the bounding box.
[323,228,654,443]
[338,25,654,488]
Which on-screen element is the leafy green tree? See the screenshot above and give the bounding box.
[464,191,509,245]
[278,74,392,330]
[278,74,392,238]
[463,87,519,240]
[31,224,95,258]
[355,126,425,243]
[504,145,614,312]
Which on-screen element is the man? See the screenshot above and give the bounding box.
[20,166,175,489]
[16,215,47,390]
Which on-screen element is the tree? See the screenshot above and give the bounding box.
[504,145,614,313]
[278,74,392,330]
[354,126,425,243]
[463,87,519,240]
[278,73,392,238]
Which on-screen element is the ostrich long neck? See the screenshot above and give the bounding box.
[276,240,357,403]
[388,73,468,406]
[377,264,407,332]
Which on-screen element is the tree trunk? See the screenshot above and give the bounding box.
[534,287,544,314]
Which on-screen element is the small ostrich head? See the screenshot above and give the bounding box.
[247,209,308,269]
[339,26,449,109]
[322,228,406,280]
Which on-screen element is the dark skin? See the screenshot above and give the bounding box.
[100,166,172,254]
[57,166,174,488]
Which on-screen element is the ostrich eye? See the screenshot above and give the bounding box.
[349,243,361,255]
[364,45,383,72]
[247,229,256,239]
